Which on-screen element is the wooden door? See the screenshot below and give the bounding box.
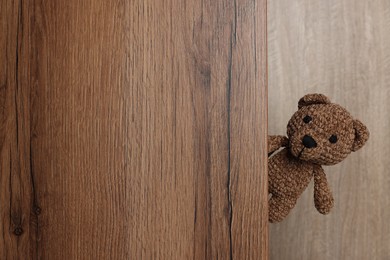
[0,0,268,259]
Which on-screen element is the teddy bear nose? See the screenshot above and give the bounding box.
[302,135,317,148]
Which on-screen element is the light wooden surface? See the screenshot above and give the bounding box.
[268,0,390,259]
[0,0,268,258]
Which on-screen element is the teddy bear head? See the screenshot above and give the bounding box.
[287,94,369,165]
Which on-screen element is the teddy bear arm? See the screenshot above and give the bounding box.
[313,166,334,215]
[268,135,289,155]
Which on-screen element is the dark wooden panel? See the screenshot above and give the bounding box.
[0,0,268,258]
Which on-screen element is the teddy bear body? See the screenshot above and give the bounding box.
[269,149,313,198]
[268,94,369,223]
[269,149,315,222]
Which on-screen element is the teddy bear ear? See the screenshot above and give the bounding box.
[298,94,331,109]
[352,119,369,152]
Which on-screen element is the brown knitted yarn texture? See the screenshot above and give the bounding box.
[268,94,369,223]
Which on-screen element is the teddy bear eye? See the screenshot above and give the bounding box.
[303,115,312,123]
[329,135,338,144]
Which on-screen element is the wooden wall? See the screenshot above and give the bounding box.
[268,0,390,259]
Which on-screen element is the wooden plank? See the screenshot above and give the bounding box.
[230,0,268,258]
[0,0,37,258]
[268,0,390,259]
[0,0,268,258]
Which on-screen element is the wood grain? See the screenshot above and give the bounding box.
[0,0,268,258]
[268,0,390,259]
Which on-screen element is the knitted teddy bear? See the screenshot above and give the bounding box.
[268,93,369,223]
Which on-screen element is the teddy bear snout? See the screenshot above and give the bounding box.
[302,135,317,148]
